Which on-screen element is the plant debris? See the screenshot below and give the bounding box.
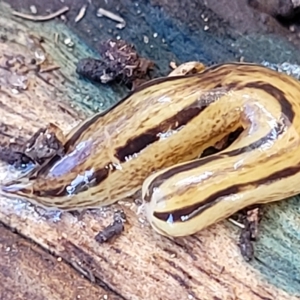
[23,123,65,165]
[75,5,88,23]
[0,123,65,169]
[12,6,69,22]
[76,39,154,90]
[237,206,262,261]
[0,143,32,169]
[96,7,126,29]
[95,210,127,243]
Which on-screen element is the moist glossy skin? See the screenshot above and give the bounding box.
[2,62,300,238]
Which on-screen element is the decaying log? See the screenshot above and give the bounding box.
[0,2,299,300]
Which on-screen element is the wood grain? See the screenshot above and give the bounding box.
[0,2,299,300]
[0,223,121,300]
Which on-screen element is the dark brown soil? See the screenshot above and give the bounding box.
[7,0,300,69]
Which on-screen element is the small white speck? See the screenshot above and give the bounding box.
[100,212,107,218]
[116,23,126,29]
[143,35,149,44]
[64,37,74,47]
[30,5,37,14]
[138,217,145,224]
[64,37,71,44]
[290,25,296,32]
[11,88,19,94]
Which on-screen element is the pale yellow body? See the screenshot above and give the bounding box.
[2,62,300,238]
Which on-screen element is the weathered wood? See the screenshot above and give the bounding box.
[0,223,121,300]
[0,2,300,300]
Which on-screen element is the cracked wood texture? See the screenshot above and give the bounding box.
[0,223,120,300]
[0,2,300,300]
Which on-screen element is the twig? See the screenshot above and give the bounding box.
[12,6,69,22]
[39,65,60,73]
[96,7,126,29]
[75,5,88,23]
[54,33,59,45]
[228,217,245,229]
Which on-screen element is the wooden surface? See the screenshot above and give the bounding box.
[0,223,121,300]
[0,1,300,299]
